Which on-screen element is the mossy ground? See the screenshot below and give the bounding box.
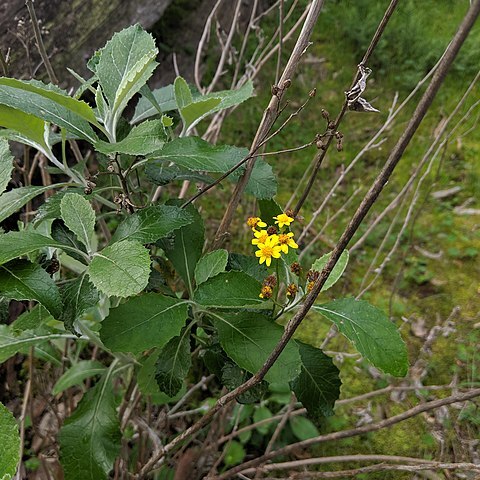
[193,1,479,477]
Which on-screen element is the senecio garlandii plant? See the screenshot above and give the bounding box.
[0,25,408,479]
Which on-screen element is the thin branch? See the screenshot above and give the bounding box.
[25,0,58,84]
[239,454,480,475]
[294,0,399,215]
[219,388,480,478]
[212,0,326,249]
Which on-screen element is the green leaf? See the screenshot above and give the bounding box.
[313,298,409,377]
[131,84,176,124]
[59,373,121,480]
[221,361,267,404]
[0,231,71,266]
[150,137,248,173]
[88,240,150,297]
[95,120,166,155]
[110,205,193,244]
[33,189,85,226]
[0,138,13,195]
[311,250,349,292]
[0,260,63,319]
[223,441,245,467]
[0,78,98,142]
[243,159,277,199]
[0,104,51,156]
[159,203,204,295]
[173,76,192,110]
[0,402,20,480]
[95,25,158,134]
[60,275,100,332]
[258,198,282,224]
[289,415,320,441]
[194,249,228,286]
[180,97,221,132]
[51,219,89,265]
[227,253,268,283]
[0,78,98,125]
[193,81,254,114]
[52,360,106,395]
[145,161,216,186]
[195,271,263,308]
[0,184,66,224]
[60,193,96,252]
[290,342,341,420]
[155,331,191,397]
[0,324,73,363]
[137,351,186,404]
[100,293,188,354]
[213,312,301,384]
[253,406,273,435]
[10,305,53,332]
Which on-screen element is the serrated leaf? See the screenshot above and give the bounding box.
[180,97,221,132]
[313,298,408,377]
[155,331,191,397]
[289,415,320,441]
[192,80,254,114]
[10,304,53,332]
[95,120,166,155]
[59,373,121,480]
[100,293,188,354]
[194,249,228,286]
[0,260,63,319]
[149,137,248,173]
[0,78,98,142]
[0,402,20,480]
[0,138,13,195]
[88,240,151,297]
[33,189,86,226]
[173,76,192,110]
[291,342,340,420]
[0,231,72,266]
[221,361,268,404]
[227,253,268,283]
[0,78,98,124]
[52,360,106,395]
[131,84,176,124]
[195,271,263,308]
[0,184,66,224]
[110,205,193,244]
[137,351,186,404]
[258,198,283,223]
[243,159,277,199]
[145,161,215,186]
[10,305,53,332]
[0,324,73,363]
[311,250,349,292]
[51,219,89,265]
[213,311,301,384]
[60,193,96,252]
[159,203,204,295]
[60,275,100,332]
[96,25,158,135]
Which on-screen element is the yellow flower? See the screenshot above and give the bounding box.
[247,216,267,230]
[277,232,299,254]
[252,229,269,246]
[255,236,282,267]
[273,213,294,228]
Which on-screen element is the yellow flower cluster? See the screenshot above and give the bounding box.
[247,213,299,267]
